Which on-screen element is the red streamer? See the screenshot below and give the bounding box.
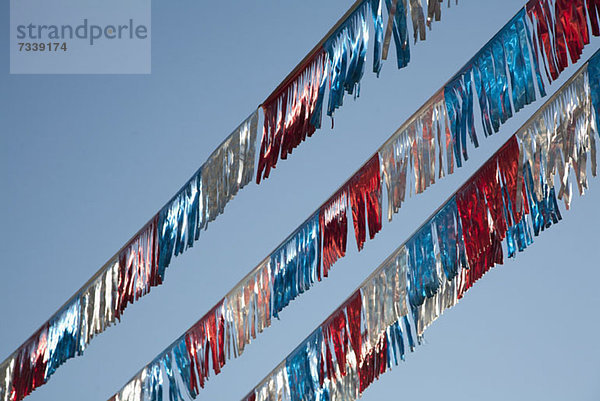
[10,325,48,401]
[185,302,225,392]
[527,0,598,82]
[349,155,383,251]
[323,308,349,377]
[115,216,160,321]
[358,334,387,395]
[345,291,362,366]
[319,188,348,277]
[256,50,327,183]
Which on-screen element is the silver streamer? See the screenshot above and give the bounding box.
[201,111,258,227]
[113,367,145,401]
[518,68,598,210]
[410,0,458,43]
[324,353,359,401]
[79,259,119,350]
[360,247,408,352]
[224,260,272,359]
[379,93,452,221]
[0,358,13,401]
[255,363,291,401]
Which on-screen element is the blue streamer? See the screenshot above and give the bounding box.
[444,70,476,167]
[385,0,410,69]
[286,328,322,401]
[588,52,600,130]
[371,0,384,75]
[449,9,544,163]
[158,173,202,279]
[325,2,370,116]
[45,299,82,380]
[172,339,195,399]
[162,353,185,401]
[523,162,562,237]
[143,359,163,401]
[386,321,405,365]
[402,315,415,351]
[406,224,438,308]
[271,213,321,318]
[433,197,460,281]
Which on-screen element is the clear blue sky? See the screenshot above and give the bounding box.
[1,1,599,400]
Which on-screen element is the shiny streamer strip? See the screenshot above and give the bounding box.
[257,0,457,183]
[0,111,258,401]
[7,2,598,399]
[242,70,599,401]
[446,0,600,169]
[159,111,258,273]
[348,155,383,251]
[2,0,459,394]
[379,92,453,221]
[104,21,600,401]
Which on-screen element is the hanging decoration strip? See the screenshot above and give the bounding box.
[0,1,460,396]
[239,64,599,401]
[256,0,456,183]
[3,1,599,399]
[0,111,258,401]
[102,33,600,401]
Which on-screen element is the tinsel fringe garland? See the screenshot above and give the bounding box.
[3,0,600,399]
[100,52,600,401]
[0,112,258,401]
[256,0,457,183]
[238,71,598,401]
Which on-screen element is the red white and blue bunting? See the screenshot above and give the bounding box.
[98,18,600,401]
[2,1,600,400]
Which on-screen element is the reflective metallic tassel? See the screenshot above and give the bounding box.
[320,189,348,277]
[271,213,321,318]
[286,329,322,401]
[527,0,597,83]
[142,360,163,401]
[0,358,14,401]
[408,0,426,43]
[203,111,258,219]
[116,217,159,321]
[325,1,370,118]
[45,299,81,381]
[360,249,408,351]
[114,368,144,401]
[255,362,291,401]
[79,259,118,351]
[257,49,327,183]
[162,352,185,401]
[371,0,384,75]
[383,0,410,68]
[348,155,382,251]
[406,224,439,308]
[160,110,257,271]
[379,93,450,221]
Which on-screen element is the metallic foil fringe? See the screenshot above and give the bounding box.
[258,0,458,184]
[159,111,258,272]
[0,110,258,401]
[10,4,600,400]
[240,64,599,401]
[379,93,453,221]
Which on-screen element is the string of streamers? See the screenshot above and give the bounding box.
[4,1,599,398]
[99,48,600,401]
[0,0,459,394]
[0,112,258,401]
[240,71,598,401]
[256,0,456,183]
